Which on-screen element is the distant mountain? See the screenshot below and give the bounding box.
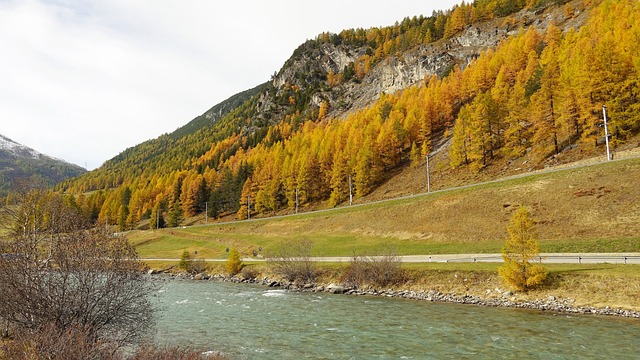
[0,134,86,197]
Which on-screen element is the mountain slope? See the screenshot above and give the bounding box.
[62,0,549,195]
[169,83,266,140]
[59,0,640,231]
[0,134,86,198]
[129,156,640,258]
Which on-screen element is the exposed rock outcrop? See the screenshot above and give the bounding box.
[266,1,589,122]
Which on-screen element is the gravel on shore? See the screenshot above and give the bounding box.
[150,271,640,319]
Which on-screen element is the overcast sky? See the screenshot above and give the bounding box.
[1,0,461,170]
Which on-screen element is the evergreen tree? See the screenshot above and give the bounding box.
[150,202,165,229]
[178,250,191,272]
[118,205,129,232]
[207,190,222,219]
[167,201,183,228]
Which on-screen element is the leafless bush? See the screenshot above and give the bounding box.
[189,258,209,274]
[1,323,119,360]
[0,187,155,352]
[342,246,405,288]
[179,251,208,274]
[130,345,227,360]
[1,326,228,360]
[267,239,317,283]
[240,265,260,280]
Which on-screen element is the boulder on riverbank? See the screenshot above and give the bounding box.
[147,271,640,319]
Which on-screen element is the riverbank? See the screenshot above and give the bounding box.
[150,266,640,320]
[151,275,640,359]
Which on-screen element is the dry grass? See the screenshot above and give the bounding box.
[0,208,12,239]
[537,270,640,310]
[145,260,640,312]
[327,262,640,311]
[129,157,640,258]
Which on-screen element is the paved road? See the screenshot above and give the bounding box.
[143,253,640,265]
[400,253,640,264]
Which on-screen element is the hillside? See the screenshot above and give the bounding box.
[58,0,640,233]
[169,83,266,141]
[129,157,640,259]
[0,134,86,198]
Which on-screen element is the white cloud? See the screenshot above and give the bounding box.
[0,0,461,170]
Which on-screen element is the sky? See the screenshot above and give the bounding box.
[1,0,462,170]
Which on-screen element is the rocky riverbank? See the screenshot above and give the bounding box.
[150,271,640,319]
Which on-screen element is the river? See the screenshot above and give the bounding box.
[153,280,640,359]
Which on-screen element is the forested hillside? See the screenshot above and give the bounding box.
[57,0,640,231]
[0,134,86,199]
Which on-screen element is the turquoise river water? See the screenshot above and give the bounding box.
[153,280,640,359]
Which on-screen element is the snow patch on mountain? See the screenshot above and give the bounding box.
[0,134,44,160]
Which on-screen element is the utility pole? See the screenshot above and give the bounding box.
[247,195,251,220]
[348,175,353,206]
[602,105,612,161]
[426,153,431,193]
[295,188,299,214]
[205,202,208,224]
[156,208,159,230]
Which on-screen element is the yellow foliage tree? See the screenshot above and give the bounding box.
[317,101,329,121]
[498,206,547,291]
[410,141,422,169]
[237,178,254,220]
[327,70,343,87]
[226,247,243,275]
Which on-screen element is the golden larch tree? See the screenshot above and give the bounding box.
[498,206,547,291]
[226,247,243,275]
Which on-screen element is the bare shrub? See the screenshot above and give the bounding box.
[1,327,228,360]
[267,239,317,283]
[130,345,228,360]
[1,323,119,360]
[189,258,209,274]
[0,187,155,352]
[240,265,260,280]
[342,246,405,288]
[179,251,208,274]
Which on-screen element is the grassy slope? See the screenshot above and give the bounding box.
[129,157,640,259]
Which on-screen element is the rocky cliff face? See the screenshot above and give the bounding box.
[266,1,588,121]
